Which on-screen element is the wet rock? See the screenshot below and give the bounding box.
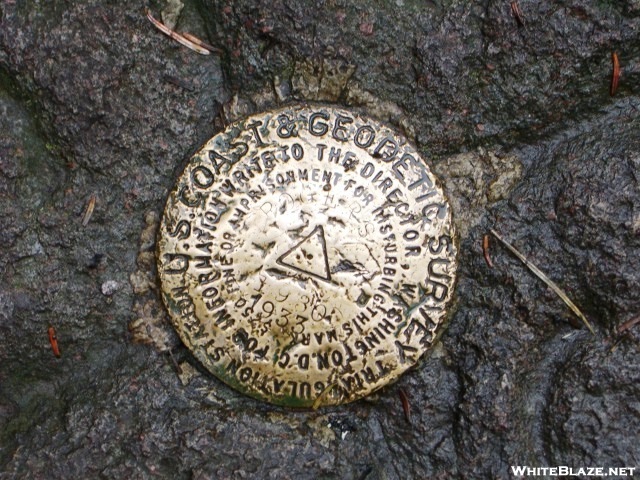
[200,0,640,152]
[548,340,640,469]
[434,148,523,238]
[447,102,640,478]
[291,58,355,102]
[161,0,185,31]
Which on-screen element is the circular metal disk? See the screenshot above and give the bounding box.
[157,104,457,407]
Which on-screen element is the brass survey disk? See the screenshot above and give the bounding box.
[157,105,457,407]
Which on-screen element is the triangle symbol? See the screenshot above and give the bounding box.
[277,226,332,282]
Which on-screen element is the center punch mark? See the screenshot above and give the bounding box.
[276,225,332,282]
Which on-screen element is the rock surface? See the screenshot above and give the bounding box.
[1,0,638,478]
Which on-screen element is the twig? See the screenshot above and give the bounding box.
[510,1,525,27]
[617,315,640,334]
[490,228,595,335]
[146,9,211,55]
[610,52,620,97]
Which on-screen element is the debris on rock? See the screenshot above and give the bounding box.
[101,280,119,297]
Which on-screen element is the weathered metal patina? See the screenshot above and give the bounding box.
[157,105,457,407]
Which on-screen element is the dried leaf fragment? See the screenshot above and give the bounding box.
[82,194,96,226]
[48,326,61,357]
[483,234,493,268]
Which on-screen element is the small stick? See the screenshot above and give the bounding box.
[617,315,640,334]
[146,9,210,55]
[483,234,493,268]
[510,1,525,27]
[398,388,411,424]
[48,326,61,358]
[82,194,96,226]
[490,228,595,335]
[167,349,183,375]
[610,52,620,96]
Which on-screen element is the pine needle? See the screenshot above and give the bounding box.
[146,9,211,55]
[490,228,595,335]
[312,382,340,409]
